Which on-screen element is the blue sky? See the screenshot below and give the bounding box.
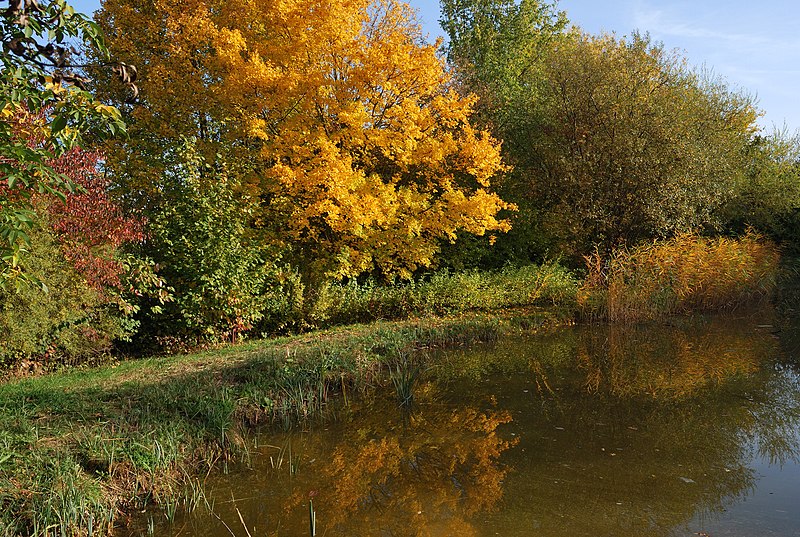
[71,0,799,131]
[407,0,800,132]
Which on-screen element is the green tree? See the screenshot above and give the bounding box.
[439,0,567,267]
[131,141,294,344]
[721,128,800,248]
[440,0,567,131]
[529,33,759,255]
[444,18,761,259]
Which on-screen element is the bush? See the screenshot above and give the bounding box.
[311,262,580,325]
[0,225,133,372]
[579,232,781,322]
[131,144,291,347]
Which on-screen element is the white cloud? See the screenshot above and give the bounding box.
[628,1,800,128]
[632,2,800,54]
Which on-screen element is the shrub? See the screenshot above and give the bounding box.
[0,113,159,372]
[311,262,580,325]
[579,232,781,322]
[0,225,132,371]
[131,143,290,347]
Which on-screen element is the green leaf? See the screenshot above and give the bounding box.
[51,115,68,134]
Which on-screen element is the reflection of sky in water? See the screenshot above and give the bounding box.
[686,436,800,537]
[128,309,800,537]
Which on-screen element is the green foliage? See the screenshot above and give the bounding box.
[0,223,133,371]
[135,141,289,345]
[440,0,567,130]
[0,0,130,286]
[443,7,761,259]
[311,262,580,325]
[439,0,567,264]
[0,448,116,537]
[528,32,758,256]
[721,128,800,250]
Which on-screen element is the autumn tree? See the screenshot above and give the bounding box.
[529,32,759,255]
[0,110,163,368]
[96,0,512,308]
[1,0,134,287]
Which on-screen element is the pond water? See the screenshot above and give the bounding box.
[133,308,800,536]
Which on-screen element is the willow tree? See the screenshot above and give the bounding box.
[530,32,759,255]
[97,0,512,294]
[444,12,760,259]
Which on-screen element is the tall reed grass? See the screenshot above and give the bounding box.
[579,232,781,322]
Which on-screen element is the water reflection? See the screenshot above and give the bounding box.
[283,403,514,536]
[441,312,800,536]
[135,310,800,536]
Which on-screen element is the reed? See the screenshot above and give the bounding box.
[579,232,781,322]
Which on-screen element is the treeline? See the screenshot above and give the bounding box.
[1,0,797,368]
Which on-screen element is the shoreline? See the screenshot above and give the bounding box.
[0,308,570,536]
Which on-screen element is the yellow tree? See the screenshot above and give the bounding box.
[97,0,512,292]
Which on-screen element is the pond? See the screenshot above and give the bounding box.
[131,307,800,536]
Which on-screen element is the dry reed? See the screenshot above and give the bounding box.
[579,232,781,322]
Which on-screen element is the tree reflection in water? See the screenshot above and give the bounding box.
[283,399,515,536]
[137,310,800,537]
[438,311,800,536]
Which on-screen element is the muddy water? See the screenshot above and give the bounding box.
[133,309,800,536]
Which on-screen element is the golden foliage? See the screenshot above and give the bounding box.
[97,0,513,281]
[575,322,764,400]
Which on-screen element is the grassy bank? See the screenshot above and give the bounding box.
[0,310,564,537]
[0,239,785,536]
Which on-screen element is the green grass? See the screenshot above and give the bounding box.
[311,262,580,326]
[0,310,566,536]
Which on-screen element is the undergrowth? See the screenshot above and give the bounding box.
[311,262,580,326]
